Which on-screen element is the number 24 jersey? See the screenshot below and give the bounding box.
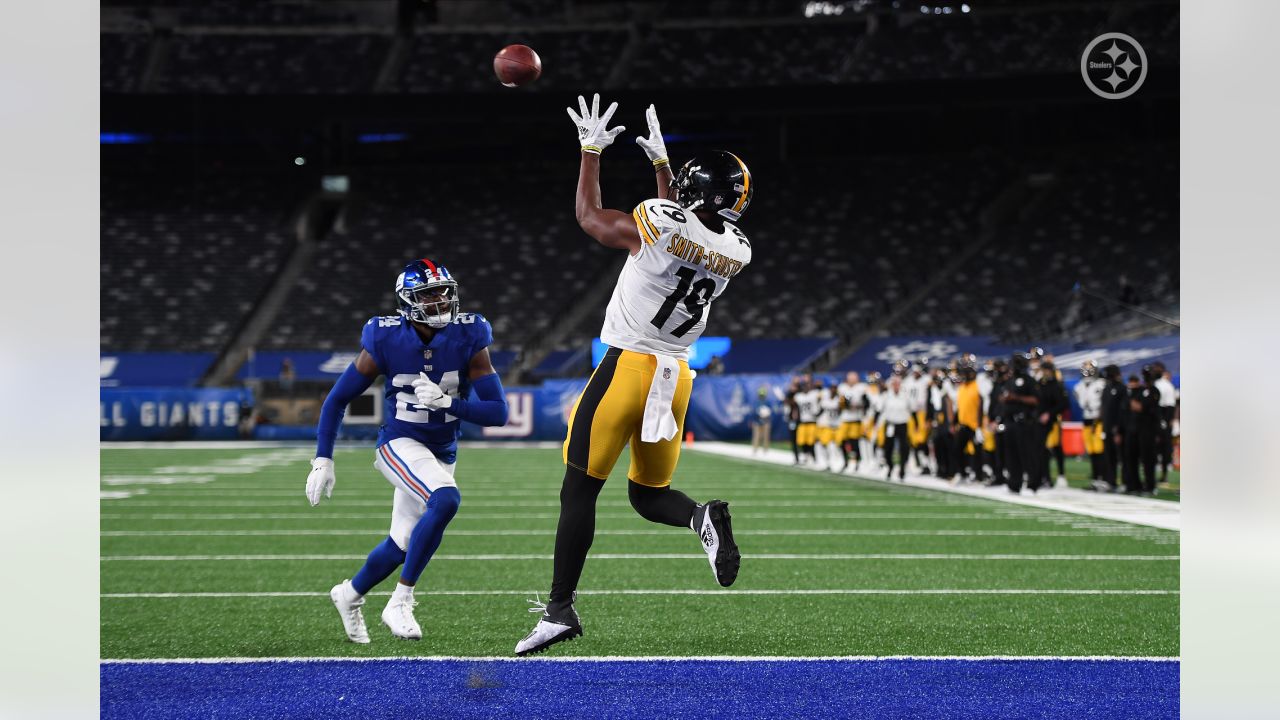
[360,312,492,464]
[600,198,752,359]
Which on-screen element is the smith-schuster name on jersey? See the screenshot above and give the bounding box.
[360,312,492,464]
[600,198,752,359]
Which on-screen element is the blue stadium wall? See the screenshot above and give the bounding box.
[100,335,1178,443]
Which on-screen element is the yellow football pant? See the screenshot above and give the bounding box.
[562,348,693,487]
[839,422,864,442]
[797,423,818,446]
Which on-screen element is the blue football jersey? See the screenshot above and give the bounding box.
[360,312,493,464]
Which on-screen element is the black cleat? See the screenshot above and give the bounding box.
[693,500,740,587]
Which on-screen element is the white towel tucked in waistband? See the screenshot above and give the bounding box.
[640,353,682,443]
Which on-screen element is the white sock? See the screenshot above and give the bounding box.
[392,582,414,601]
[343,580,363,602]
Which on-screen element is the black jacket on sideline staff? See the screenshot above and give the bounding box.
[999,369,1040,492]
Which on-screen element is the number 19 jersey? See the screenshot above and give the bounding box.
[600,198,752,359]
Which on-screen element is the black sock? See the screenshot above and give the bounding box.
[628,480,697,528]
[549,466,605,605]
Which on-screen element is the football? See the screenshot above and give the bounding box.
[494,44,542,87]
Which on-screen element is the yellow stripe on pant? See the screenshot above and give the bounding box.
[562,347,693,487]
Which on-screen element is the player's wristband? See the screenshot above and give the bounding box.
[581,145,603,155]
[652,157,669,169]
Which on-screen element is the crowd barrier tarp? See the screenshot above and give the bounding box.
[236,349,519,381]
[834,335,1179,377]
[104,369,1179,445]
[100,352,217,387]
[101,387,253,440]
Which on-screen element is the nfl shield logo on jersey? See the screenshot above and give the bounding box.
[423,350,433,360]
[663,367,672,380]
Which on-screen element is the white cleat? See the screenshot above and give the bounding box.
[515,598,582,657]
[381,591,422,640]
[329,580,370,644]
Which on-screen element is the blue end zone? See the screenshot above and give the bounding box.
[102,658,1178,719]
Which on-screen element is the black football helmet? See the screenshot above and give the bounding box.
[670,150,754,221]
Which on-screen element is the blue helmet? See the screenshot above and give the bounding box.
[395,258,459,328]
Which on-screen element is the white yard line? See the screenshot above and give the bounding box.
[101,654,1180,664]
[101,588,1179,599]
[100,528,1174,539]
[691,442,1182,531]
[99,553,1178,562]
[100,499,983,508]
[100,510,1055,521]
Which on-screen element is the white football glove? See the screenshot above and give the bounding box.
[412,372,453,411]
[306,457,335,506]
[974,429,984,445]
[567,93,625,155]
[634,104,669,168]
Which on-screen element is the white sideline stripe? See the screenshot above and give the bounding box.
[101,588,1179,598]
[100,512,1056,521]
[101,441,563,450]
[100,528,1173,538]
[101,654,1181,664]
[690,442,1182,531]
[99,553,1178,562]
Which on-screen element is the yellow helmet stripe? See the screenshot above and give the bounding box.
[729,152,751,214]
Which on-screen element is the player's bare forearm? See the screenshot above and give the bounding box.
[655,164,674,201]
[575,151,642,253]
[354,349,381,378]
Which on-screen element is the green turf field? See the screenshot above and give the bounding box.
[101,446,1179,659]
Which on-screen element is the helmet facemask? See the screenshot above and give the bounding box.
[397,278,459,328]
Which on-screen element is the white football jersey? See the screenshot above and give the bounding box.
[1074,376,1104,420]
[837,382,867,422]
[818,393,842,428]
[599,199,752,359]
[905,375,929,412]
[797,389,821,423]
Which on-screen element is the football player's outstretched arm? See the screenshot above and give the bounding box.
[307,350,380,506]
[575,153,641,254]
[566,93,641,254]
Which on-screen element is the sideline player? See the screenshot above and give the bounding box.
[516,94,752,656]
[795,378,821,464]
[837,372,868,471]
[305,259,509,643]
[816,382,843,471]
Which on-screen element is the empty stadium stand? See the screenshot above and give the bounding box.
[892,143,1178,342]
[261,168,619,354]
[101,173,307,353]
